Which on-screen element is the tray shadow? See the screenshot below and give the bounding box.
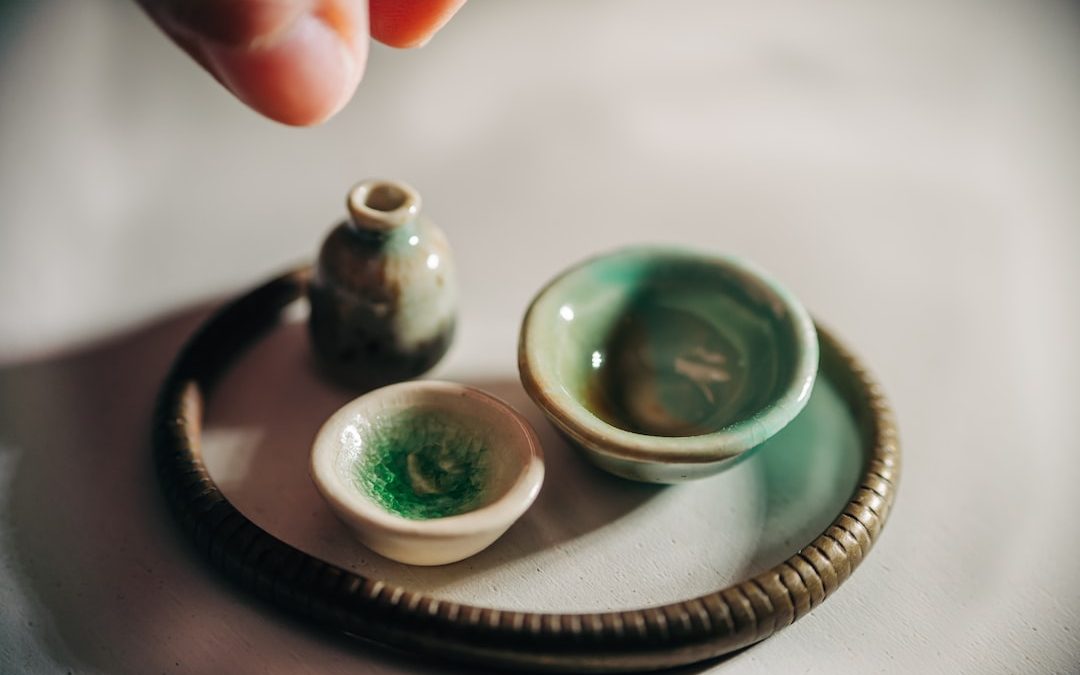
[0,301,556,675]
[0,296,864,675]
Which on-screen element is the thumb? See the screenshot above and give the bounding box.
[140,0,369,126]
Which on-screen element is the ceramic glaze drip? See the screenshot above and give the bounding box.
[586,288,780,436]
[355,411,490,520]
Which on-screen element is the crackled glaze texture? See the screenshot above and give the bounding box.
[353,409,492,520]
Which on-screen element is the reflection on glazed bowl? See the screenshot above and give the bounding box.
[518,246,818,483]
[311,381,545,565]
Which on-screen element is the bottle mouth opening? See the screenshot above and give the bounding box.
[347,179,421,232]
[364,183,409,212]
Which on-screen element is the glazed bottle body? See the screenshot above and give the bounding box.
[308,180,456,388]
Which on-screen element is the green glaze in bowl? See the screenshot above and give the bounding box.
[518,247,818,483]
[311,382,545,565]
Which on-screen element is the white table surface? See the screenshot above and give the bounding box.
[1,1,1078,673]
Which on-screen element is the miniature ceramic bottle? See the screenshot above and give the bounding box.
[308,179,457,389]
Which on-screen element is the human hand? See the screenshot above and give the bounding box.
[138,0,466,126]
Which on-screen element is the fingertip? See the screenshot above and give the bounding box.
[204,13,367,126]
[370,0,466,48]
[145,0,369,126]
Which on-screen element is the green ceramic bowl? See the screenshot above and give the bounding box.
[518,247,818,483]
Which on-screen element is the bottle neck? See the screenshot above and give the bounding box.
[346,179,422,234]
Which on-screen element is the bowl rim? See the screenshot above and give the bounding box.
[518,245,819,464]
[311,380,545,538]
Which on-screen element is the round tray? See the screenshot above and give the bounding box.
[153,267,900,673]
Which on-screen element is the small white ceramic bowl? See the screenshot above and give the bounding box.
[311,381,545,566]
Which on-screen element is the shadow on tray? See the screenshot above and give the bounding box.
[0,292,861,675]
